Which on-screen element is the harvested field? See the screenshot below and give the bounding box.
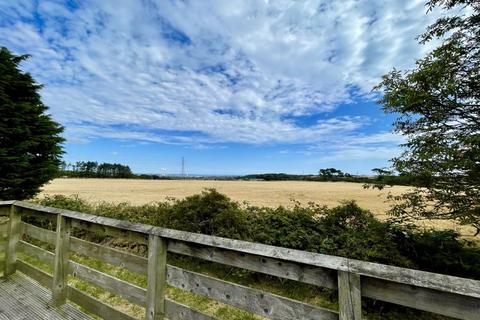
[41,178,406,213]
[39,178,476,238]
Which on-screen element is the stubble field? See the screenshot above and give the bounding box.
[40,178,475,238]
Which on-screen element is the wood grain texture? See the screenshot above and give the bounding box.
[22,221,56,243]
[338,271,361,320]
[146,235,167,320]
[168,240,337,289]
[19,240,147,307]
[19,240,54,265]
[4,205,21,276]
[71,219,148,244]
[52,215,71,306]
[363,277,480,320]
[17,258,135,320]
[71,236,147,274]
[22,222,147,272]
[166,265,338,320]
[15,206,56,222]
[17,259,52,288]
[165,298,214,320]
[70,260,147,306]
[68,285,136,320]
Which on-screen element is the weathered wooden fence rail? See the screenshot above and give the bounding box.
[0,200,479,320]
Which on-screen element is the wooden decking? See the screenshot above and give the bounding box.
[0,272,91,320]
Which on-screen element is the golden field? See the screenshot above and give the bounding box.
[40,178,476,238]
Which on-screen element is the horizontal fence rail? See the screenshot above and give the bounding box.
[0,200,479,320]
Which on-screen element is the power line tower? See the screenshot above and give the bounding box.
[181,157,185,177]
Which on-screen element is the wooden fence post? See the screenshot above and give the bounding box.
[52,214,71,306]
[146,234,167,320]
[3,205,21,277]
[338,271,362,320]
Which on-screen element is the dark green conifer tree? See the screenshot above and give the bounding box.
[0,47,64,200]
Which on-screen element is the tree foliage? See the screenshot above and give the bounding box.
[60,161,133,178]
[0,47,64,200]
[376,1,480,232]
[318,168,350,179]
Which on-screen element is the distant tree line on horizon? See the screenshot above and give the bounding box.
[58,160,428,186]
[239,167,427,186]
[59,161,173,179]
[59,161,133,178]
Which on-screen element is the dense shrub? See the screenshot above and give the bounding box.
[155,189,252,240]
[38,194,94,213]
[399,229,480,279]
[35,189,480,279]
[247,204,325,251]
[316,202,413,267]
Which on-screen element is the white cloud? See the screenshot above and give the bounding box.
[0,0,441,146]
[303,131,405,164]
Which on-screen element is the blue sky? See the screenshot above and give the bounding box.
[0,0,441,175]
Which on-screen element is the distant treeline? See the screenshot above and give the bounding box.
[239,168,428,187]
[59,161,133,178]
[59,162,426,186]
[239,172,372,182]
[59,161,170,179]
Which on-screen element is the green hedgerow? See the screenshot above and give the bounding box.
[35,189,480,279]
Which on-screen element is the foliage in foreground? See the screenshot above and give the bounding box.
[0,47,64,200]
[375,0,480,233]
[37,189,480,280]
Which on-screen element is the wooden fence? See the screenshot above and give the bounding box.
[0,200,479,320]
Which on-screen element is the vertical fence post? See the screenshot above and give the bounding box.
[146,234,167,320]
[338,271,362,320]
[52,214,71,306]
[3,205,20,277]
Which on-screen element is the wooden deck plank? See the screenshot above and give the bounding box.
[0,273,92,320]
